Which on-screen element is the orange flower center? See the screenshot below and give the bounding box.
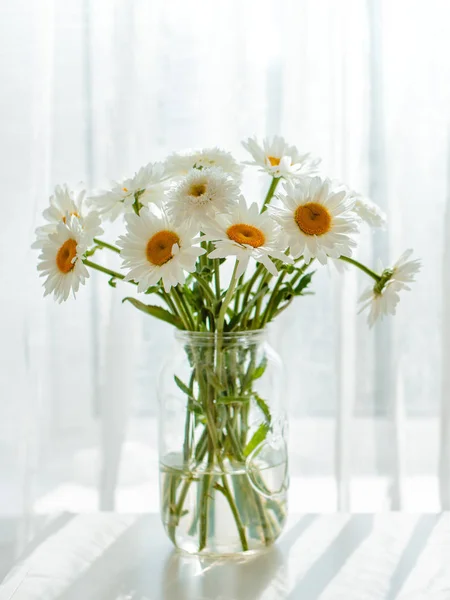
[294,202,331,236]
[226,224,266,248]
[146,230,180,266]
[189,183,207,197]
[56,239,78,273]
[268,156,281,167]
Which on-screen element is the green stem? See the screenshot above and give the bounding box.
[178,287,196,330]
[259,271,287,327]
[213,258,221,299]
[93,238,121,254]
[241,264,264,309]
[183,371,195,465]
[190,271,216,305]
[161,290,178,315]
[233,274,245,313]
[83,259,129,282]
[172,287,195,330]
[166,474,180,545]
[339,255,381,281]
[217,261,239,333]
[199,443,215,551]
[261,177,280,213]
[252,269,274,328]
[214,480,249,551]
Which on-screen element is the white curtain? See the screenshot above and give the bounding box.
[2,0,450,533]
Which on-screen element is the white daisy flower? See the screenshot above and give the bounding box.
[166,167,240,228]
[33,184,103,248]
[89,162,166,220]
[165,147,242,181]
[242,136,320,179]
[358,249,421,327]
[117,208,206,293]
[270,177,359,265]
[352,194,386,228]
[203,197,292,278]
[36,217,90,303]
[43,184,84,224]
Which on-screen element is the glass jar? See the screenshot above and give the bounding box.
[157,329,288,555]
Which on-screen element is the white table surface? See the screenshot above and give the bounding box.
[0,513,449,600]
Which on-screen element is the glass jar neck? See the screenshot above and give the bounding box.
[174,329,267,349]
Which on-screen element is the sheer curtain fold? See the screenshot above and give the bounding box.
[1,0,450,520]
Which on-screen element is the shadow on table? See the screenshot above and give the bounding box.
[53,514,384,600]
[77,515,319,599]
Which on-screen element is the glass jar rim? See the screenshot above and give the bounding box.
[175,328,267,345]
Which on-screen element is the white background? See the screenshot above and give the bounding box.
[1,0,449,528]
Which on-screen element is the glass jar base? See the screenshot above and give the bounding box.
[160,455,287,555]
[174,543,274,559]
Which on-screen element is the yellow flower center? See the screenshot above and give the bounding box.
[294,202,331,236]
[189,183,207,197]
[123,187,129,192]
[268,156,281,167]
[226,224,266,248]
[146,230,180,266]
[56,238,78,273]
[62,211,80,224]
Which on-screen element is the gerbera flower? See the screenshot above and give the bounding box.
[117,208,206,293]
[89,162,166,220]
[270,177,358,264]
[36,217,90,303]
[166,167,239,228]
[33,184,103,248]
[358,249,421,327]
[242,136,320,179]
[165,148,242,181]
[203,197,292,278]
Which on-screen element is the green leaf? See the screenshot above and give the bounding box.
[252,392,271,424]
[281,263,295,274]
[252,356,268,380]
[216,395,251,405]
[174,375,193,397]
[294,271,315,295]
[108,277,117,288]
[122,297,184,329]
[188,402,204,416]
[243,423,270,457]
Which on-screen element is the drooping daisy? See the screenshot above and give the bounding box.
[89,162,166,220]
[270,177,359,264]
[43,184,84,224]
[358,282,403,327]
[352,194,386,228]
[117,208,206,293]
[358,249,421,327]
[36,217,90,303]
[166,167,240,228]
[165,148,242,181]
[33,184,103,248]
[203,197,292,278]
[242,136,320,179]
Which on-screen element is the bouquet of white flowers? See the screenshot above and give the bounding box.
[34,137,420,555]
